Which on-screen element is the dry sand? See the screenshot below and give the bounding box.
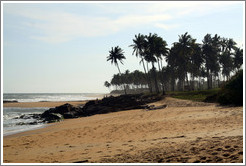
[3,97,243,163]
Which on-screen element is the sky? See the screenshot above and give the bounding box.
[2,1,245,93]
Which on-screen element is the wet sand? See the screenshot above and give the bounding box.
[3,97,243,163]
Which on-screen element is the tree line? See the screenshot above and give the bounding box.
[105,32,243,94]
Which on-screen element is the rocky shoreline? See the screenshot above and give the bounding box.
[15,94,163,125]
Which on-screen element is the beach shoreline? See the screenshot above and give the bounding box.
[3,97,243,163]
[3,100,88,108]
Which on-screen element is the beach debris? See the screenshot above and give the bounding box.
[73,159,89,163]
[145,104,168,111]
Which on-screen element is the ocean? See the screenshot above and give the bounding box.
[2,93,103,136]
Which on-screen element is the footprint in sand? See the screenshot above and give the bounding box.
[238,151,243,155]
[81,152,87,155]
[69,145,76,148]
[103,155,111,158]
[211,152,218,155]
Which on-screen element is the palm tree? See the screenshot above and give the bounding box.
[170,32,193,90]
[219,38,237,80]
[166,45,178,91]
[130,34,152,93]
[107,46,127,94]
[189,39,203,90]
[145,33,160,93]
[234,47,243,71]
[153,35,169,94]
[202,34,220,89]
[104,81,111,92]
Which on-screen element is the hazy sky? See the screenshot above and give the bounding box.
[2,1,244,93]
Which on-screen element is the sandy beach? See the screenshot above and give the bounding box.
[3,97,243,163]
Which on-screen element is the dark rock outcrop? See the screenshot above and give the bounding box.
[81,94,162,116]
[3,100,18,103]
[41,103,84,123]
[16,94,163,124]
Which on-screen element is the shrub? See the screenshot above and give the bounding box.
[217,70,243,106]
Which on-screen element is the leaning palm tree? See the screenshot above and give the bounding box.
[107,46,127,94]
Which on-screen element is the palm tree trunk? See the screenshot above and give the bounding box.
[146,62,153,93]
[171,75,175,91]
[152,62,160,94]
[185,73,190,90]
[157,59,165,95]
[116,63,127,94]
[207,67,210,89]
[141,58,152,93]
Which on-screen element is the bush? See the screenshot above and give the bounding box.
[217,70,243,106]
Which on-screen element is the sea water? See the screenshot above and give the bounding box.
[2,93,102,136]
[3,107,49,136]
[3,93,101,102]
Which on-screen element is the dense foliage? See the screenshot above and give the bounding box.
[217,70,243,106]
[105,32,243,97]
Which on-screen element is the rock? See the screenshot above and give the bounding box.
[41,103,83,123]
[81,94,163,116]
[15,114,41,119]
[3,100,18,103]
[18,94,164,124]
[42,113,63,123]
[16,121,42,125]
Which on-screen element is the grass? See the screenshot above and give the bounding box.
[167,88,220,102]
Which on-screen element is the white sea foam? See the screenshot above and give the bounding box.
[3,93,104,136]
[3,93,102,102]
[3,107,49,136]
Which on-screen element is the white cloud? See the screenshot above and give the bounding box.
[155,23,179,30]
[3,1,243,43]
[4,5,172,43]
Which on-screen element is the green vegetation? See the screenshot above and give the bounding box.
[167,89,220,102]
[166,70,243,105]
[217,70,243,106]
[105,32,243,105]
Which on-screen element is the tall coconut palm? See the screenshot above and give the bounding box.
[202,34,220,89]
[107,46,127,94]
[166,44,179,91]
[153,35,169,94]
[189,39,203,90]
[171,32,193,90]
[145,33,159,93]
[234,47,243,71]
[219,38,236,80]
[130,33,152,93]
